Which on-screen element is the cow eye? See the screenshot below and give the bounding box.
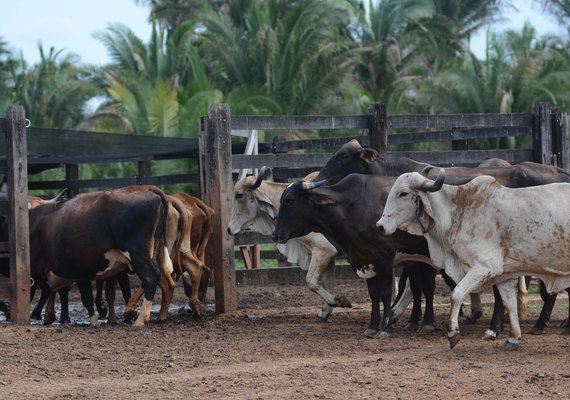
[398,191,408,198]
[235,193,243,199]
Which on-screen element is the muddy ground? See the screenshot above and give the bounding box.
[1,276,569,399]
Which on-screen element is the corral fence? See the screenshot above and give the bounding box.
[200,103,569,314]
[0,103,568,323]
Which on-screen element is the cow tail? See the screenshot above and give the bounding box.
[517,276,529,319]
[147,187,169,259]
[169,197,189,278]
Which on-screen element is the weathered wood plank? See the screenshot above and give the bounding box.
[4,106,30,325]
[201,104,236,314]
[231,115,369,130]
[388,126,531,145]
[389,113,532,129]
[233,153,333,169]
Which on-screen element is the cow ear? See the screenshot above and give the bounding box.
[415,194,434,233]
[361,148,380,163]
[256,198,278,219]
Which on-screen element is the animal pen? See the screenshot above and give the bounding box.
[0,103,568,323]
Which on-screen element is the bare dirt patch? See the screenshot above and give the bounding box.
[1,277,569,399]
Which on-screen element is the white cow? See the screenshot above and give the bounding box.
[376,169,570,350]
[227,167,350,320]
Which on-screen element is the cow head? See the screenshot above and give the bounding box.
[227,166,279,236]
[272,179,330,244]
[376,169,445,236]
[315,139,380,184]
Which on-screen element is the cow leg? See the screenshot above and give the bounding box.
[95,279,108,319]
[198,265,211,304]
[496,280,522,350]
[530,280,557,334]
[448,267,497,349]
[77,280,99,327]
[31,284,50,320]
[465,293,483,323]
[0,300,10,320]
[124,288,144,323]
[419,264,436,332]
[131,255,160,327]
[306,258,350,321]
[404,265,423,331]
[44,291,57,325]
[105,277,117,325]
[483,285,505,340]
[560,288,570,334]
[180,251,207,319]
[363,269,393,339]
[58,287,71,324]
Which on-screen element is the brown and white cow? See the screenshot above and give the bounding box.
[377,170,570,350]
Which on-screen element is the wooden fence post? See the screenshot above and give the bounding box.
[4,106,30,325]
[138,160,152,184]
[200,104,236,313]
[532,102,553,165]
[368,104,387,160]
[65,164,79,196]
[550,108,569,170]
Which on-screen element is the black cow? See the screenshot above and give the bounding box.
[273,174,436,337]
[29,185,168,327]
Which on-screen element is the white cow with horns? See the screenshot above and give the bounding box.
[227,167,350,320]
[376,169,570,350]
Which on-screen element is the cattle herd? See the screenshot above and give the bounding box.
[2,138,570,352]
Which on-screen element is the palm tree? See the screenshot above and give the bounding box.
[7,45,101,129]
[90,21,222,137]
[197,0,359,118]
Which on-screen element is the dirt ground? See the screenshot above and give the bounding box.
[1,276,569,400]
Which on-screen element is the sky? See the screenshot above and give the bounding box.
[0,0,567,66]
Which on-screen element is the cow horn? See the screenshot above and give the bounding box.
[420,169,445,192]
[421,166,434,177]
[301,179,326,190]
[52,188,68,202]
[251,166,272,189]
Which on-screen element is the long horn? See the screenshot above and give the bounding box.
[52,188,68,202]
[420,168,445,192]
[301,179,326,190]
[250,166,271,189]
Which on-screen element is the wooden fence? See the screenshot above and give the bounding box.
[0,106,31,325]
[200,103,569,314]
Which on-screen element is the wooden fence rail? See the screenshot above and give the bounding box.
[200,102,569,314]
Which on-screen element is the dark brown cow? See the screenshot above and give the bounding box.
[30,185,168,327]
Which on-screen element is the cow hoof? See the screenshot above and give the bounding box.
[502,340,520,351]
[59,316,71,324]
[123,311,138,324]
[95,301,108,319]
[363,328,379,338]
[338,296,352,308]
[376,331,390,339]
[559,319,570,329]
[448,332,461,349]
[418,324,435,333]
[528,326,545,335]
[30,311,42,320]
[403,322,419,331]
[189,300,207,320]
[315,314,329,322]
[465,311,482,324]
[482,329,498,341]
[43,312,56,326]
